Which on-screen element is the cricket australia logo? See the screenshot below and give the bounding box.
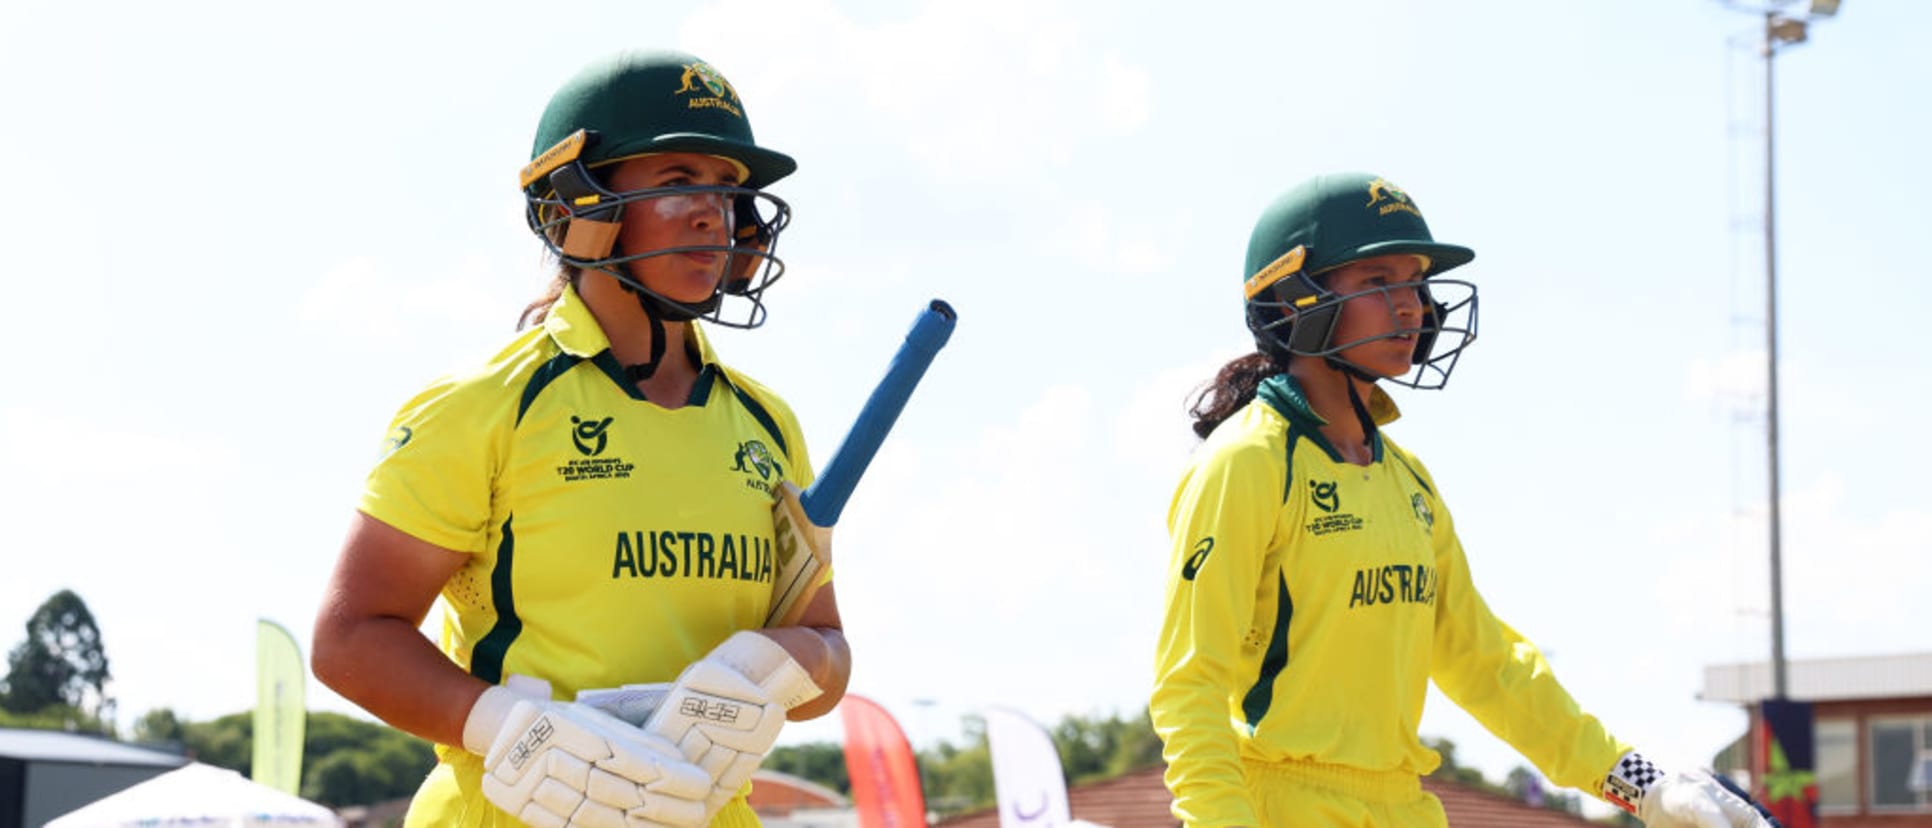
[675,61,744,118]
[557,415,633,482]
[1411,492,1434,529]
[1365,177,1422,218]
[731,440,783,494]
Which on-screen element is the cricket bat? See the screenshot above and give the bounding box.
[764,299,957,626]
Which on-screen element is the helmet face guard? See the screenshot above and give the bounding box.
[1246,263,1478,389]
[524,131,791,328]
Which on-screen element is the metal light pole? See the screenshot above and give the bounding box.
[1722,0,1838,702]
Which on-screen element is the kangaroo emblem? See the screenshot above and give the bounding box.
[1365,177,1409,207]
[731,440,781,481]
[675,62,739,102]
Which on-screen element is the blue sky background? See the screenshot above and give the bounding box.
[3,0,1927,817]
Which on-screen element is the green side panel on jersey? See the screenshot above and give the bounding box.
[687,365,718,406]
[723,377,788,460]
[1242,572,1295,729]
[470,516,522,685]
[1282,423,1307,503]
[1387,450,1433,495]
[518,352,586,425]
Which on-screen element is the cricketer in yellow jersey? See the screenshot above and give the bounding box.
[313,50,850,828]
[1151,172,1779,828]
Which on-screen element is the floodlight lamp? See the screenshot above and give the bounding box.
[1808,0,1840,18]
[1769,16,1809,44]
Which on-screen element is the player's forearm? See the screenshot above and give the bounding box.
[759,625,850,720]
[312,613,486,748]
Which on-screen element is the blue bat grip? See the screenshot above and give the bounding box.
[800,299,957,527]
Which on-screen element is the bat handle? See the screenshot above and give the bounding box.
[802,300,956,526]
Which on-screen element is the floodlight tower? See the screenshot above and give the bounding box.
[1719,0,1840,701]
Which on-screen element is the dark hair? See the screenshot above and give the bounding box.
[1187,350,1288,439]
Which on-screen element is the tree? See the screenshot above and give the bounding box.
[1,590,113,722]
[181,710,436,808]
[1423,736,1502,794]
[766,741,851,794]
[133,707,185,746]
[1053,710,1164,785]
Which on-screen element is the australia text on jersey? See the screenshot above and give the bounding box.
[611,530,774,582]
[1348,563,1438,608]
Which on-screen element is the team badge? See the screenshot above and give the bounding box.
[1411,492,1434,529]
[675,61,744,118]
[731,440,783,494]
[1365,177,1422,218]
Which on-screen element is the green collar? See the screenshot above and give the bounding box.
[1256,373,1401,463]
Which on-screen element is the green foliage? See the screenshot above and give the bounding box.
[0,703,113,734]
[2,590,114,725]
[133,708,185,746]
[1052,709,1164,785]
[0,592,438,809]
[920,719,994,818]
[766,741,850,793]
[769,709,1167,821]
[177,710,434,808]
[1423,736,1506,795]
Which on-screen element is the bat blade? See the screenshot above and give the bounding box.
[763,299,957,627]
[767,480,830,627]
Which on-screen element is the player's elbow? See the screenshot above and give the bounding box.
[788,626,851,721]
[309,608,355,696]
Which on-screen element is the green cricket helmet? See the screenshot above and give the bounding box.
[1241,172,1479,389]
[520,49,796,329]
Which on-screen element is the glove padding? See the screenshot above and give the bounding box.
[1606,751,1776,828]
[642,631,824,818]
[467,680,714,828]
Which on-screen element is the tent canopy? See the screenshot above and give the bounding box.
[46,762,342,828]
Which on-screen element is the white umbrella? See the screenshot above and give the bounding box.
[46,762,343,828]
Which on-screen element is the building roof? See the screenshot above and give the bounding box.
[749,768,849,813]
[0,727,187,767]
[1700,652,1932,704]
[933,765,1599,828]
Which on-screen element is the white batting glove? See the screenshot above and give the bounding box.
[577,682,675,727]
[464,677,715,828]
[643,631,824,818]
[1604,751,1777,828]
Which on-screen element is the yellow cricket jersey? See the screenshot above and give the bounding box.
[359,285,813,827]
[1150,375,1628,827]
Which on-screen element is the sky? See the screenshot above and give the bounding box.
[3,0,1929,818]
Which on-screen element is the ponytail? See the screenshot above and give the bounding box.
[1187,351,1287,439]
